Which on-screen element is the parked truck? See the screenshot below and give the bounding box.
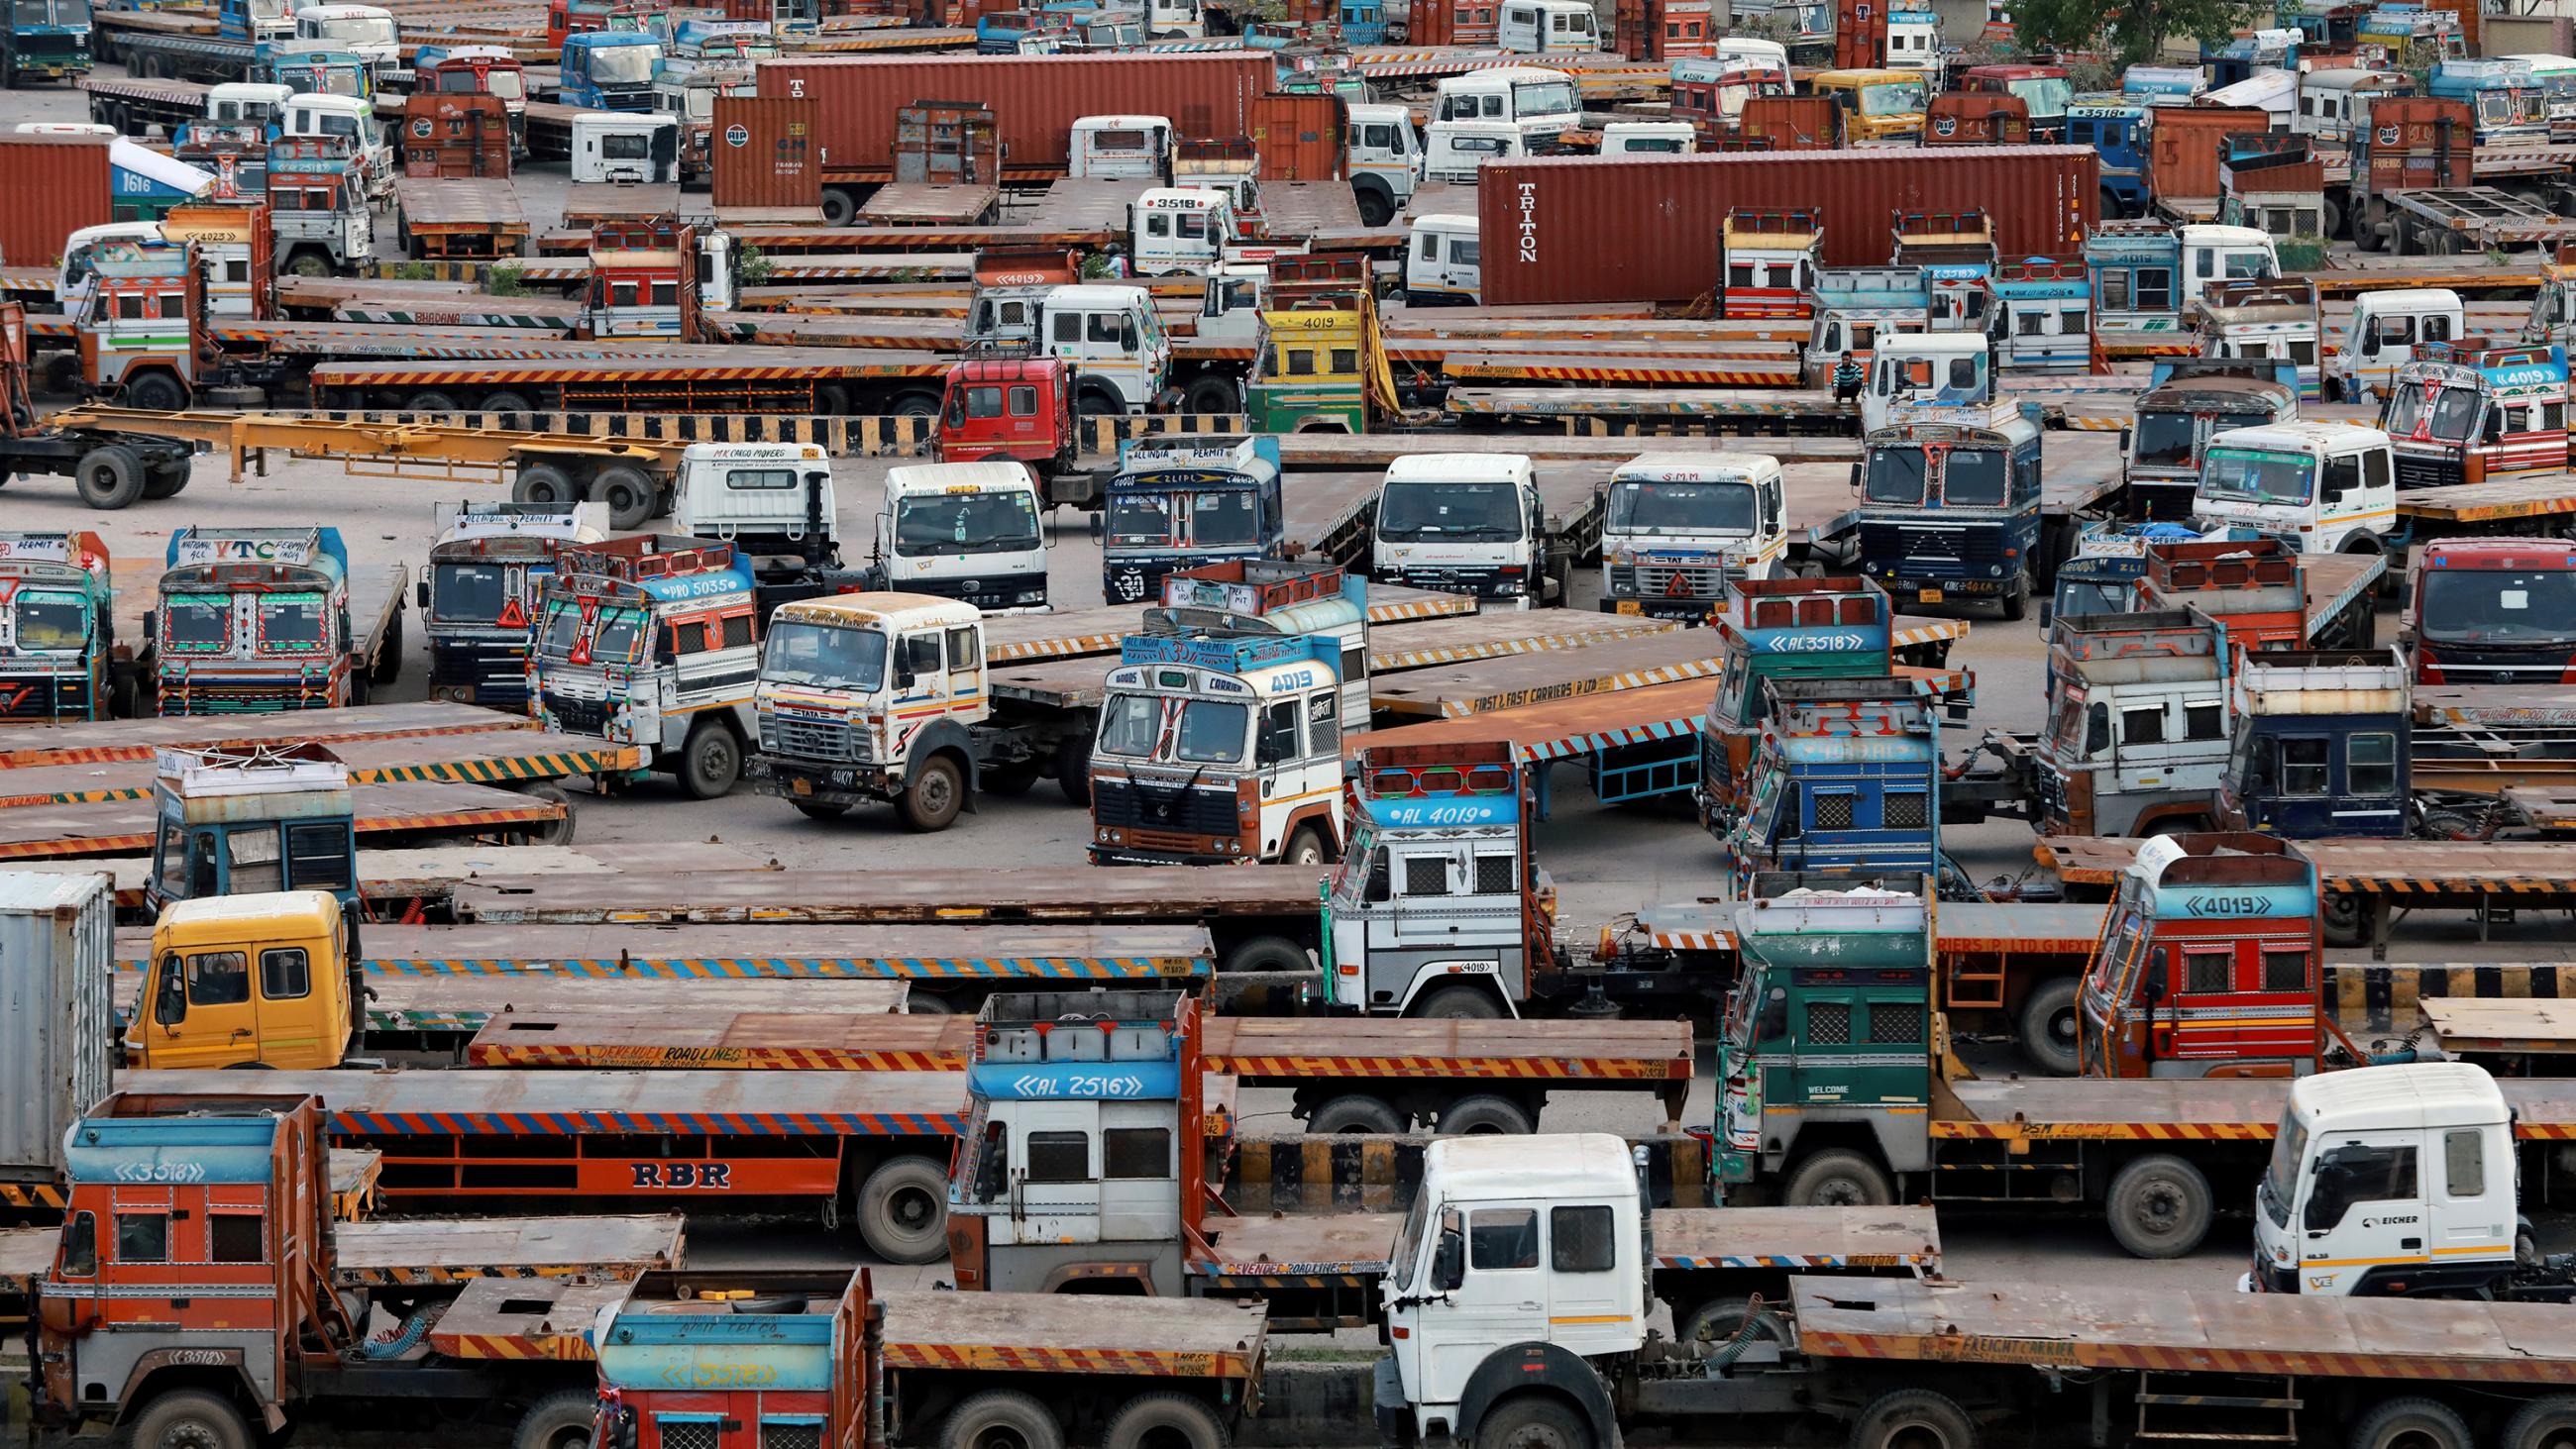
[2122,361,2302,522]
[1103,435,1282,605]
[2406,536,2576,685]
[1597,453,1789,618]
[532,537,758,798]
[153,525,404,715]
[5,0,90,86]
[2213,648,2411,839]
[1718,676,1945,896]
[866,461,1048,612]
[1844,405,2047,619]
[418,500,605,710]
[2379,338,2572,487]
[1372,452,1584,608]
[0,531,136,720]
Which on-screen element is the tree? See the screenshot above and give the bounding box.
[2007,0,2272,66]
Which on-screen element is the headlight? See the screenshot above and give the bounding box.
[1989,565,2003,577]
[758,725,777,751]
[851,731,875,763]
[1015,587,1046,605]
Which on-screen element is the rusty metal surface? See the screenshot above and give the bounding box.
[450,865,1334,923]
[334,1213,684,1279]
[2038,836,2576,889]
[1345,678,1710,764]
[858,182,1000,225]
[987,656,1106,710]
[1208,1017,1691,1081]
[1369,630,1730,719]
[1651,1206,1939,1271]
[1256,180,1364,238]
[1367,611,1676,673]
[0,701,527,770]
[1194,1211,1399,1278]
[2418,996,2576,1052]
[982,583,1474,664]
[396,176,529,230]
[2397,476,2576,522]
[0,729,633,805]
[1935,902,2106,955]
[880,1291,1266,1375]
[430,1276,629,1360]
[0,779,562,860]
[1939,1078,2284,1137]
[2507,785,2576,831]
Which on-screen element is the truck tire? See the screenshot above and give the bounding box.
[373,609,403,684]
[1220,934,1306,974]
[1411,984,1500,1019]
[406,389,464,414]
[520,780,575,846]
[1184,375,1239,414]
[896,754,965,832]
[1439,1093,1535,1135]
[512,1391,598,1449]
[514,462,577,506]
[820,187,858,226]
[1783,1149,1892,1207]
[981,756,1041,796]
[142,460,190,499]
[855,1155,947,1264]
[129,1392,254,1449]
[1054,735,1092,805]
[1678,1295,1786,1347]
[286,250,333,279]
[73,443,144,510]
[483,391,536,416]
[2351,1398,2472,1449]
[1470,1395,1587,1449]
[793,800,850,820]
[1281,824,1331,866]
[1848,1389,1976,1449]
[678,721,742,800]
[122,370,186,412]
[1307,1094,1404,1134]
[2016,978,2082,1077]
[591,464,656,531]
[940,1390,1065,1449]
[2104,1153,2212,1260]
[891,391,940,419]
[1105,1393,1229,1449]
[1353,184,1394,228]
[2501,1395,2576,1449]
[2321,891,2382,950]
[1999,576,2028,622]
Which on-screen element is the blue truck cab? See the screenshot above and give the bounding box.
[2427,57,2549,146]
[1100,435,1283,605]
[260,43,372,97]
[144,741,361,913]
[2066,98,2149,218]
[559,30,663,109]
[2200,27,2297,86]
[2215,646,2412,839]
[1853,403,2046,619]
[4,0,91,84]
[1986,257,2091,373]
[1721,675,1944,898]
[1695,573,1896,831]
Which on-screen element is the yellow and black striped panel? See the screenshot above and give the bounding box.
[1081,415,1252,452]
[1222,1133,1707,1214]
[2326,962,2572,1037]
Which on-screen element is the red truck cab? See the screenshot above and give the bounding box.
[938,357,1080,490]
[2410,537,2576,685]
[2076,833,2322,1080]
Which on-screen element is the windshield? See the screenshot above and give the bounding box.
[2009,75,2072,116]
[538,600,644,664]
[257,593,329,653]
[12,590,87,652]
[1095,692,1248,764]
[1107,489,1260,550]
[288,65,364,96]
[683,88,713,120]
[893,490,1042,558]
[1864,447,1926,504]
[2478,90,2515,125]
[432,562,507,622]
[2418,569,2576,644]
[2054,574,2134,619]
[1389,1183,1433,1292]
[163,594,231,651]
[1943,449,2008,507]
[316,15,394,42]
[1605,478,1757,536]
[1513,79,1578,117]
[763,620,887,690]
[1861,79,1925,115]
[1378,480,1524,542]
[2200,446,2311,505]
[2132,410,2197,466]
[589,45,660,82]
[2383,382,2481,442]
[2259,1111,2306,1229]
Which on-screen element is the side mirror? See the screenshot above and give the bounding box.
[2117,426,2131,454]
[153,966,187,1027]
[1849,462,1862,491]
[1089,512,1105,540]
[2037,600,2053,630]
[1431,1228,1464,1292]
[415,578,430,609]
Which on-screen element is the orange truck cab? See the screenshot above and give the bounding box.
[2077,833,2322,1079]
[937,357,1089,506]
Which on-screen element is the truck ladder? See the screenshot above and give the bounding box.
[2131,1372,2300,1444]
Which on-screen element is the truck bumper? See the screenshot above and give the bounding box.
[1603,596,1717,621]
[747,755,897,807]
[1088,844,1246,867]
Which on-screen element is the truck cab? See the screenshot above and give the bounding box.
[668,16,775,63]
[1404,214,1479,304]
[1668,55,1792,137]
[2124,361,2302,521]
[1346,101,1420,226]
[1598,452,1787,617]
[534,537,761,798]
[1497,0,1597,52]
[2124,63,2207,106]
[417,47,529,155]
[872,462,1047,612]
[1130,187,1235,275]
[1986,257,2091,373]
[654,63,749,184]
[1854,407,2045,618]
[1039,282,1170,414]
[2077,833,2321,1080]
[1421,118,1524,184]
[1246,303,1371,434]
[2379,339,2570,487]
[2427,56,2548,146]
[1810,67,1927,140]
[1068,113,1173,179]
[2216,647,2410,838]
[2253,1062,2522,1296]
[558,31,663,110]
[1717,208,1819,321]
[1803,266,1929,380]
[1694,575,1896,829]
[937,356,1080,496]
[2191,278,2321,401]
[144,742,359,913]
[1722,678,1943,896]
[669,441,837,615]
[577,219,705,341]
[1373,452,1553,606]
[1859,331,1994,435]
[1091,562,1365,866]
[2328,287,2463,404]
[206,81,291,136]
[1960,60,2071,139]
[1432,65,1579,151]
[2194,420,2395,556]
[2522,242,2576,350]
[280,92,389,204]
[2069,100,2150,216]
[129,889,357,1070]
[1325,739,1548,1017]
[265,137,372,276]
[1102,435,1284,604]
[571,111,680,184]
[0,531,119,722]
[154,526,362,715]
[221,0,293,44]
[2035,608,2232,837]
[161,202,273,320]
[418,500,604,708]
[1598,120,1693,154]
[2408,537,2576,685]
[291,2,397,83]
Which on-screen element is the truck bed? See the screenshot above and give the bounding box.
[5,840,769,911]
[2037,836,2576,893]
[0,727,633,804]
[2302,551,2385,634]
[1367,630,1733,719]
[2418,995,2576,1054]
[450,865,1334,925]
[395,177,530,232]
[1631,899,2105,957]
[1191,1205,1942,1285]
[2415,686,2576,729]
[1939,1076,2575,1142]
[0,699,529,769]
[982,584,1475,664]
[879,1292,1267,1379]
[2397,475,2576,524]
[0,1211,683,1294]
[309,347,955,386]
[0,777,563,861]
[112,967,912,1035]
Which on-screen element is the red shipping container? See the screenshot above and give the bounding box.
[1736,96,1836,150]
[1477,146,2097,305]
[1405,0,1497,47]
[0,135,110,270]
[713,96,819,211]
[2145,105,2271,203]
[2364,97,2474,192]
[1250,92,1345,181]
[759,52,1273,182]
[1923,92,2029,147]
[1834,0,1887,70]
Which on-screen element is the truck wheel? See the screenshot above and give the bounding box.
[1848,1389,1976,1449]
[1281,824,1331,866]
[1306,1094,1404,1134]
[2352,1398,2472,1449]
[512,1392,597,1449]
[1220,934,1306,974]
[855,1155,947,1264]
[1998,577,2028,622]
[1439,1093,1535,1135]
[1105,1393,1229,1449]
[1783,1149,1892,1207]
[891,391,940,419]
[2016,978,2081,1077]
[373,609,403,684]
[1076,385,1122,417]
[2321,891,2382,949]
[1470,1395,1587,1449]
[897,754,965,832]
[520,780,575,846]
[122,371,186,412]
[286,251,333,279]
[1679,1295,1786,1347]
[128,1391,254,1449]
[679,722,742,800]
[2502,1395,2576,1449]
[591,464,656,531]
[982,756,1040,796]
[2104,1153,2212,1260]
[940,1390,1065,1449]
[1412,984,1500,1018]
[1054,736,1092,806]
[405,389,464,414]
[483,391,536,416]
[820,187,859,226]
[514,462,577,506]
[72,443,144,510]
[792,800,850,821]
[1354,187,1394,228]
[1184,375,1239,414]
[142,460,190,499]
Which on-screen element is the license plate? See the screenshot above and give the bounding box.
[1918,588,1944,604]
[1614,600,1642,616]
[791,776,812,795]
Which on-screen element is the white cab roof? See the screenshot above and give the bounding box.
[1430,1132,1638,1203]
[1386,453,1534,483]
[884,461,1036,495]
[2288,1062,2506,1134]
[1612,452,1781,483]
[2213,421,2391,453]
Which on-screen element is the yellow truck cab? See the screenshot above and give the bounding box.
[1810,68,1927,140]
[129,889,357,1071]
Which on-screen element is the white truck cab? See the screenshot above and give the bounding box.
[1404,214,1479,305]
[292,3,398,78]
[672,442,839,579]
[2252,1062,2521,1297]
[282,93,390,203]
[1373,452,1552,606]
[1598,120,1693,155]
[1422,118,1525,184]
[207,82,292,129]
[57,221,163,310]
[2195,420,2396,555]
[1715,35,1790,70]
[1864,331,1996,434]
[1347,102,1420,227]
[2176,222,2280,304]
[1498,0,1598,52]
[2329,287,2465,403]
[571,112,681,184]
[1040,282,1171,413]
[873,462,1049,612]
[1433,65,1579,150]
[1129,187,1234,275]
[1599,452,1788,617]
[1069,115,1174,179]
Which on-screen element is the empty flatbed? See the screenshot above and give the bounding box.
[878,1293,1267,1381]
[0,1212,685,1295]
[1368,630,1732,719]
[110,966,912,1040]
[982,584,1474,663]
[0,700,531,769]
[0,778,563,861]
[0,728,636,805]
[450,863,1327,932]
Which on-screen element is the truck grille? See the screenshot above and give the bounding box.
[767,711,854,762]
[2035,758,2070,829]
[2394,453,2454,490]
[430,640,531,707]
[1093,776,1238,836]
[1635,561,1726,600]
[1859,521,2004,578]
[542,691,607,735]
[1391,566,1506,597]
[0,673,89,721]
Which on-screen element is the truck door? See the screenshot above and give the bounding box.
[2107,690,2182,802]
[1008,1100,1103,1244]
[2429,1123,2513,1271]
[2297,1131,2425,1294]
[1423,1200,1552,1403]
[145,944,258,1069]
[1537,1202,1632,1356]
[893,628,945,721]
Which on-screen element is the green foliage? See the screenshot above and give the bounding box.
[2277,234,2328,271]
[2008,0,2270,66]
[484,263,528,297]
[738,246,775,287]
[393,261,436,281]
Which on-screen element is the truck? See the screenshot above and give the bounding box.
[1693,575,1900,827]
[1372,453,1579,608]
[2380,339,2571,488]
[415,46,526,158]
[266,137,374,275]
[113,0,281,86]
[1597,453,1789,618]
[570,111,677,183]
[2123,361,2302,521]
[557,31,661,110]
[2194,420,2397,560]
[868,462,1048,612]
[1716,208,1819,320]
[2190,278,2322,401]
[0,302,194,513]
[141,743,360,913]
[289,3,394,85]
[401,91,512,179]
[126,887,367,1068]
[4,0,90,86]
[1103,435,1282,606]
[1847,406,2047,620]
[1088,562,1365,867]
[1718,677,1944,897]
[2326,288,2464,403]
[0,531,137,720]
[2406,536,2576,685]
[153,526,405,716]
[418,500,605,710]
[2213,648,2410,839]
[532,537,759,798]
[936,356,1093,506]
[668,441,846,615]
[2027,609,2235,838]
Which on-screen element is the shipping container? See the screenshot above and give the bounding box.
[1922,91,2030,146]
[2145,104,2272,203]
[1736,95,1838,150]
[1406,0,1498,46]
[403,93,514,179]
[712,95,819,212]
[0,872,114,1188]
[0,135,113,273]
[1615,0,1714,59]
[758,52,1273,188]
[1250,92,1346,182]
[896,100,999,184]
[1477,145,2096,305]
[2364,96,2475,192]
[1834,0,1887,70]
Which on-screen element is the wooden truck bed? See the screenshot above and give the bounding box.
[0,778,563,860]
[0,700,527,769]
[983,583,1473,664]
[0,727,634,804]
[450,866,1334,925]
[880,1292,1267,1379]
[1367,630,1732,719]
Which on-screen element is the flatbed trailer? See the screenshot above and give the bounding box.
[2381,186,2576,254]
[0,727,633,804]
[981,584,1475,664]
[0,1211,684,1297]
[394,176,531,260]
[0,1146,382,1216]
[305,348,956,416]
[0,699,531,768]
[276,277,579,329]
[1366,629,1731,719]
[2393,473,2576,541]
[0,776,565,861]
[450,866,1334,973]
[2038,835,2576,953]
[81,73,211,136]
[1275,431,1864,468]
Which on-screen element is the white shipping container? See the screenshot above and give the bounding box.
[0,872,116,1185]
